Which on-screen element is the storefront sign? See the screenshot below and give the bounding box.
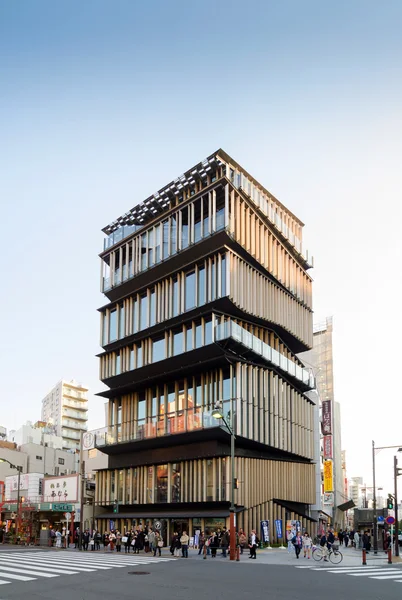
[323,460,334,492]
[260,520,270,543]
[43,474,79,503]
[323,492,334,506]
[274,519,283,538]
[52,503,73,512]
[321,400,332,434]
[323,435,333,459]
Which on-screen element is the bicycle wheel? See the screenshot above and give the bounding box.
[313,547,323,562]
[329,550,343,564]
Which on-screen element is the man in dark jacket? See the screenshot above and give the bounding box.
[220,528,230,557]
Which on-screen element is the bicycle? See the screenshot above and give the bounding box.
[312,545,343,564]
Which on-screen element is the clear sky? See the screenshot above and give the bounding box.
[1,1,401,494]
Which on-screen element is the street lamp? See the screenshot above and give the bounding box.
[212,401,237,561]
[0,458,23,537]
[372,442,402,555]
[394,450,402,557]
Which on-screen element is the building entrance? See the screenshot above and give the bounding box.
[170,519,189,538]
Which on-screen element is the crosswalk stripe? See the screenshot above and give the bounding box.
[349,570,401,577]
[0,559,78,575]
[0,572,35,581]
[370,574,402,580]
[25,556,152,567]
[0,581,10,585]
[0,566,57,578]
[2,556,108,571]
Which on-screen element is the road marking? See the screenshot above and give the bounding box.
[349,570,402,577]
[0,566,57,578]
[0,572,35,581]
[0,560,77,575]
[369,574,402,580]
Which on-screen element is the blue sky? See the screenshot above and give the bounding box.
[1,0,402,491]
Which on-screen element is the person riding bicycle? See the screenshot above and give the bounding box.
[320,530,331,562]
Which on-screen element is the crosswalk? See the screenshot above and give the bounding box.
[0,551,175,586]
[295,564,402,584]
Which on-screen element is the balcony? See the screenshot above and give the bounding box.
[63,399,88,411]
[62,407,88,421]
[215,321,315,391]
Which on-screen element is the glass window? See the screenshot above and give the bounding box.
[185,271,196,311]
[206,460,213,501]
[155,224,161,263]
[181,208,189,249]
[153,337,165,362]
[194,200,202,243]
[138,394,146,420]
[221,458,226,501]
[140,295,147,330]
[141,233,147,271]
[198,266,205,306]
[130,348,135,370]
[211,261,216,301]
[221,255,227,297]
[186,326,193,352]
[171,215,177,254]
[216,195,225,230]
[133,297,139,334]
[205,319,212,345]
[150,289,156,326]
[195,377,202,406]
[172,278,179,317]
[119,306,125,339]
[163,220,169,259]
[132,468,138,503]
[148,229,154,267]
[203,196,209,237]
[222,373,231,400]
[146,466,154,503]
[109,310,117,342]
[118,470,124,502]
[137,345,143,368]
[173,329,184,356]
[195,323,202,348]
[156,464,168,503]
[171,463,181,503]
[115,353,121,375]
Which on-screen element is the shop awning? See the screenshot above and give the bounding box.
[97,507,244,520]
[273,499,317,522]
[337,499,355,512]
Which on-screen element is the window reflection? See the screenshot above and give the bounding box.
[171,463,181,502]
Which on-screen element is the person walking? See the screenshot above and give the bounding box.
[239,530,247,554]
[292,531,302,559]
[180,531,189,558]
[103,531,109,551]
[302,532,313,559]
[354,531,360,550]
[344,531,349,548]
[249,529,258,559]
[124,531,131,553]
[82,530,90,551]
[116,531,122,552]
[362,531,370,553]
[154,532,163,556]
[220,527,229,558]
[109,531,116,552]
[198,531,205,555]
[90,530,96,551]
[209,532,219,558]
[148,528,156,555]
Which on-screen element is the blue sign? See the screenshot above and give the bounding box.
[377,516,385,524]
[275,519,283,539]
[260,520,270,543]
[109,520,115,531]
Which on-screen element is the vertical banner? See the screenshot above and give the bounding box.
[323,460,334,492]
[109,519,115,531]
[323,435,333,459]
[260,520,270,543]
[274,519,283,539]
[321,400,332,434]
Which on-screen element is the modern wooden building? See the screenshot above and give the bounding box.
[95,149,317,542]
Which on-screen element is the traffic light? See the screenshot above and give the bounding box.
[387,495,394,510]
[113,499,119,514]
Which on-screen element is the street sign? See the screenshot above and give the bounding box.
[377,516,385,523]
[386,516,396,525]
[64,512,71,519]
[52,503,73,512]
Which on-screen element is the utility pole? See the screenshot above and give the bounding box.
[395,455,400,557]
[79,430,85,550]
[372,440,378,553]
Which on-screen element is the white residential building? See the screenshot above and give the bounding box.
[41,380,88,451]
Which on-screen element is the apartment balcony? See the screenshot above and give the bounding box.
[62,407,88,421]
[63,398,88,412]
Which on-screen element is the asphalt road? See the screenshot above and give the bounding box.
[0,548,401,600]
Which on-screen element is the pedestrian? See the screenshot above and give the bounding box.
[83,529,90,551]
[154,532,163,556]
[55,529,62,548]
[320,532,329,562]
[292,531,302,559]
[354,531,360,550]
[384,531,391,552]
[116,531,122,552]
[124,531,131,553]
[209,532,219,558]
[327,529,335,550]
[103,531,109,550]
[95,530,102,551]
[109,531,116,552]
[170,532,178,556]
[239,530,247,554]
[198,531,205,555]
[180,530,189,558]
[338,531,344,546]
[362,530,370,553]
[148,528,156,555]
[90,530,96,551]
[302,532,313,559]
[248,529,258,559]
[344,532,349,548]
[220,527,229,557]
[173,533,181,557]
